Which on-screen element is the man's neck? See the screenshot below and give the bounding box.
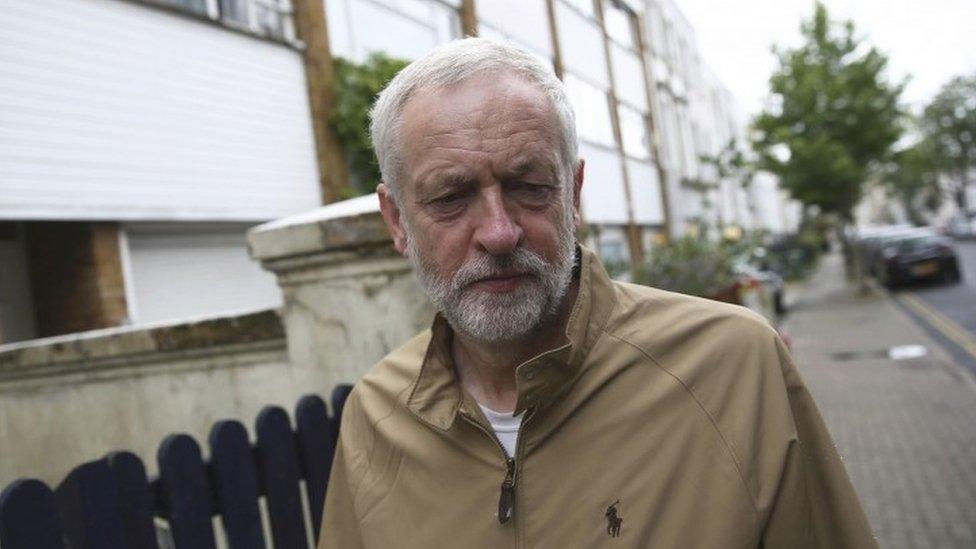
[452,278,580,413]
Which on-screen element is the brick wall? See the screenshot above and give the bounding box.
[23,222,128,337]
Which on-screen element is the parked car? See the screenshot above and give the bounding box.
[854,225,916,276]
[874,232,962,287]
[946,214,976,239]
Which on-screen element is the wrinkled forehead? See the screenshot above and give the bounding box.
[398,72,562,174]
[402,69,556,125]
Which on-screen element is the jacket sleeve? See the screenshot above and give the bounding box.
[317,392,368,549]
[760,337,878,548]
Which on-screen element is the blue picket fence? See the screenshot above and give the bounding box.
[0,384,353,549]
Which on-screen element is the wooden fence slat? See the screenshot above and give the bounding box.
[255,406,309,549]
[106,451,159,549]
[294,394,335,542]
[1,388,358,549]
[55,459,128,549]
[0,479,66,549]
[330,384,353,442]
[157,434,217,549]
[208,420,267,549]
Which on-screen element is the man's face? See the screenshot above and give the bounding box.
[378,71,584,343]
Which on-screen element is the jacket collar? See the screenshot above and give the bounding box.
[406,245,618,431]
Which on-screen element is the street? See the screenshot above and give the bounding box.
[786,253,976,549]
[890,240,976,377]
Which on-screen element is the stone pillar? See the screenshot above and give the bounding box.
[247,194,434,387]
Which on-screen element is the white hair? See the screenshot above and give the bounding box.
[369,37,579,202]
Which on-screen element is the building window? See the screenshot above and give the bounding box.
[627,158,664,224]
[479,25,554,71]
[609,42,648,111]
[218,0,247,24]
[564,73,616,147]
[156,0,208,15]
[477,0,554,63]
[254,2,286,38]
[618,104,651,160]
[603,0,638,51]
[381,0,459,21]
[560,0,595,19]
[579,142,630,225]
[329,0,461,62]
[555,0,610,89]
[148,0,295,41]
[597,227,630,265]
[645,3,667,58]
[665,20,680,69]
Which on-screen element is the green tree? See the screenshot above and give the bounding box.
[921,73,976,212]
[330,53,409,197]
[686,139,755,232]
[704,138,754,186]
[751,2,905,222]
[883,137,942,225]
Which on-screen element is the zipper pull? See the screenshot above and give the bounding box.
[498,458,516,524]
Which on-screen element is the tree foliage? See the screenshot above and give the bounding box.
[330,53,409,197]
[751,2,905,221]
[685,139,754,229]
[884,136,942,225]
[636,235,738,298]
[920,73,976,211]
[707,138,754,185]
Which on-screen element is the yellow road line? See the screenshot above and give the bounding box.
[898,292,976,361]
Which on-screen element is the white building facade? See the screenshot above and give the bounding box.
[0,0,321,343]
[644,0,796,237]
[0,0,795,344]
[326,0,791,256]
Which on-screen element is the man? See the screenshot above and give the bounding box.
[319,38,876,548]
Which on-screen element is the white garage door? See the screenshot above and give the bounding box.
[125,224,282,325]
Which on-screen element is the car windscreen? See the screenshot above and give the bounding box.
[888,236,941,254]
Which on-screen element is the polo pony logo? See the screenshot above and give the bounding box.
[605,500,622,538]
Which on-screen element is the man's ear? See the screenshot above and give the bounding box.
[377,183,408,255]
[572,159,585,229]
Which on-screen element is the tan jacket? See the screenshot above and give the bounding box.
[319,247,877,548]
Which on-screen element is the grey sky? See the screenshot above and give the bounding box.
[677,0,976,122]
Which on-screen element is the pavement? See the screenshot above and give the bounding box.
[784,252,976,549]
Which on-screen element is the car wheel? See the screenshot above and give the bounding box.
[880,269,895,289]
[945,264,961,284]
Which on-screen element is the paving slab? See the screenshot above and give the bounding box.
[786,253,976,549]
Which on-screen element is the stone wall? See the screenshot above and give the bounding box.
[0,194,433,489]
[0,309,296,488]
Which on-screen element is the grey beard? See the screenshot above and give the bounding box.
[406,231,575,344]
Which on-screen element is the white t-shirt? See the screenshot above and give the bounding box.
[478,403,524,458]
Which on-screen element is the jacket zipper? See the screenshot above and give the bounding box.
[499,457,516,523]
[461,407,535,525]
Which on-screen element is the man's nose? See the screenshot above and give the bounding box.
[474,191,523,255]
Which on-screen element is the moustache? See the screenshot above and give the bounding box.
[451,249,548,292]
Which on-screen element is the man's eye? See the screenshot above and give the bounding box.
[428,193,467,212]
[511,182,553,204]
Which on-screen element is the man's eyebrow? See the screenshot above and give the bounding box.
[416,172,476,197]
[503,159,558,180]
